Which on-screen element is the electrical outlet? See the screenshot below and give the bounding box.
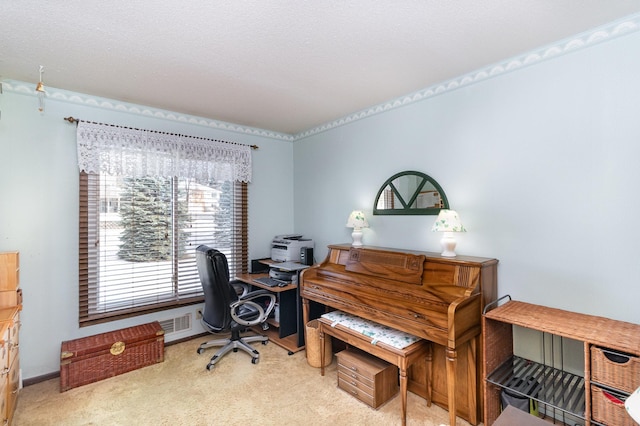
[196,309,203,319]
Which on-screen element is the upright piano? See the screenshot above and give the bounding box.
[300,244,497,425]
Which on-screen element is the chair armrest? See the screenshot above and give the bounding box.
[230,280,249,297]
[230,290,277,326]
[240,288,274,301]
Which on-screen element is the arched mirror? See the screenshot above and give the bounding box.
[373,171,449,215]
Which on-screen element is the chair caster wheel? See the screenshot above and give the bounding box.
[197,348,204,354]
[261,340,268,345]
[233,348,238,352]
[251,358,259,364]
[206,364,214,371]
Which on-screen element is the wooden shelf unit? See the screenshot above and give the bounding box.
[483,297,640,426]
[0,252,21,426]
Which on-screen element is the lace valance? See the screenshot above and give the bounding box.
[76,121,252,182]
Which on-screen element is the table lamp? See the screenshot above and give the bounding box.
[431,209,466,257]
[346,210,369,246]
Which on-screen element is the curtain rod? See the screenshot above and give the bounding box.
[63,116,259,150]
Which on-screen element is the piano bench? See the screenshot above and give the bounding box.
[317,311,432,426]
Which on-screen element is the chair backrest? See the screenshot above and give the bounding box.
[196,245,239,331]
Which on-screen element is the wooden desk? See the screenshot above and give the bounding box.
[236,273,304,354]
[237,272,297,292]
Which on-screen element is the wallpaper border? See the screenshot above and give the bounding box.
[1,81,295,142]
[293,13,640,140]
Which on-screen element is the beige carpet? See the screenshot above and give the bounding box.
[13,335,474,426]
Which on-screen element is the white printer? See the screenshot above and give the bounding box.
[271,235,314,262]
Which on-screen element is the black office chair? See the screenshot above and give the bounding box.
[195,245,276,370]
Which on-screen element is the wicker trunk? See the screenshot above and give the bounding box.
[60,321,165,392]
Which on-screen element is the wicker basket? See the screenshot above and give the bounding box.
[305,319,332,368]
[591,346,640,393]
[591,385,635,426]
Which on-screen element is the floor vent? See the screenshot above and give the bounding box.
[159,313,192,335]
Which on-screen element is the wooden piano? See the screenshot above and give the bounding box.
[301,244,497,426]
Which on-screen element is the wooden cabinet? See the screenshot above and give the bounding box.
[0,252,21,426]
[336,348,399,409]
[0,253,19,291]
[483,297,640,426]
[0,307,20,426]
[0,253,21,307]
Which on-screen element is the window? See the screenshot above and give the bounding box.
[79,172,247,325]
[74,120,252,326]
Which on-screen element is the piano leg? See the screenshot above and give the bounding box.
[302,299,310,339]
[399,365,408,426]
[425,343,433,407]
[467,339,478,425]
[446,347,457,426]
[319,327,326,377]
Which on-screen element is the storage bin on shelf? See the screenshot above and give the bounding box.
[591,385,635,426]
[590,346,640,393]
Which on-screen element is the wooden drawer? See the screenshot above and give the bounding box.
[7,312,19,366]
[0,289,22,308]
[338,375,377,407]
[336,349,398,409]
[0,322,10,373]
[0,308,20,371]
[6,356,19,424]
[0,378,6,426]
[591,346,640,393]
[0,253,19,292]
[338,368,375,396]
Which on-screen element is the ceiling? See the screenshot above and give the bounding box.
[2,1,640,135]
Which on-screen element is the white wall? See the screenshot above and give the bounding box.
[293,30,640,330]
[0,89,294,379]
